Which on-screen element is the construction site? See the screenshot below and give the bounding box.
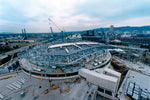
[0,23,150,100]
[0,35,149,100]
[1,0,150,99]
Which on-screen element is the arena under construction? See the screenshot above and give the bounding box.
[19,41,111,79]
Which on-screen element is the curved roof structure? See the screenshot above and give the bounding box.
[48,42,99,48]
[19,41,111,79]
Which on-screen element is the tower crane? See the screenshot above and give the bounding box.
[48,17,64,43]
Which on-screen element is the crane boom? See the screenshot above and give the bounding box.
[48,17,64,43]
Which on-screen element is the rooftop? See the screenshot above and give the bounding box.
[118,70,150,100]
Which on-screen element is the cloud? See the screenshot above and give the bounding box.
[0,0,150,33]
[117,16,150,27]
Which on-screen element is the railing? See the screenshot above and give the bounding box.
[21,50,112,79]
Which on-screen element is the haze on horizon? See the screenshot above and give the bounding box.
[0,0,150,33]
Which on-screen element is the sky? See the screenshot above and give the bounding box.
[0,0,150,33]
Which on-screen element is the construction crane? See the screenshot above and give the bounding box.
[48,17,64,43]
[22,29,24,40]
[50,26,55,43]
[22,28,27,40]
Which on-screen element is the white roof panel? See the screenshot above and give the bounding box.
[104,68,121,77]
[79,69,118,82]
[48,42,99,48]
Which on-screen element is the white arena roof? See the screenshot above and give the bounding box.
[48,42,99,49]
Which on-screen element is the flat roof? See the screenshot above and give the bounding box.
[104,68,121,77]
[118,70,150,100]
[48,42,99,49]
[79,69,118,83]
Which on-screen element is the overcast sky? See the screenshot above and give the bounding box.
[0,0,150,33]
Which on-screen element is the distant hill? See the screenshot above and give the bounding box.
[95,25,150,32]
[113,26,150,32]
[0,25,150,35]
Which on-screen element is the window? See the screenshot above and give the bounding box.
[105,90,112,96]
[98,87,104,93]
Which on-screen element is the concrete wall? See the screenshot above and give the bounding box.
[79,69,119,93]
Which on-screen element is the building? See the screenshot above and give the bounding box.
[19,42,112,80]
[110,25,114,34]
[82,30,109,43]
[146,51,150,62]
[79,68,121,100]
